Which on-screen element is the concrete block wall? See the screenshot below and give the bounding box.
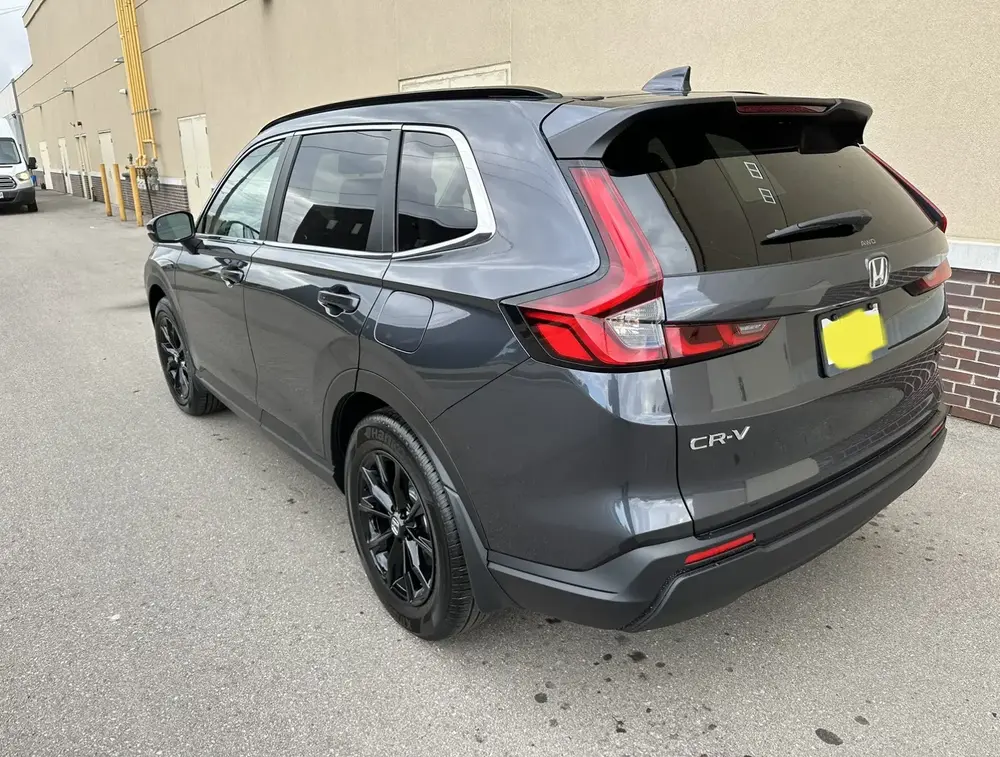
[119,173,190,219]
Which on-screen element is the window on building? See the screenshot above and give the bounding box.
[201,140,283,240]
[277,131,391,252]
[396,132,477,252]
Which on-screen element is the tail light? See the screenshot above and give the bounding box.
[665,321,777,358]
[515,165,776,368]
[904,260,952,295]
[863,147,947,232]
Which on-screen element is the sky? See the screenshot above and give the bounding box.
[0,4,32,84]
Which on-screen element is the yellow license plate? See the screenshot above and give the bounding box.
[819,304,887,371]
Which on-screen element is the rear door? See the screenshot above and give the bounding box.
[243,128,394,462]
[597,100,949,532]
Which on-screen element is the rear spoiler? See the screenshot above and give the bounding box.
[543,95,874,160]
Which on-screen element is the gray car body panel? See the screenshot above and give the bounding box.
[145,88,948,629]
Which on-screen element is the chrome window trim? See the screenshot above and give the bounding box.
[267,125,400,258]
[265,240,392,260]
[195,134,287,239]
[293,123,402,137]
[392,124,496,259]
[198,122,495,259]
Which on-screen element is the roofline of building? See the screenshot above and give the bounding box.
[23,0,46,26]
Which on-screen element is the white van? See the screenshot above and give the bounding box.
[0,121,37,212]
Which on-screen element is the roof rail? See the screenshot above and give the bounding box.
[259,86,563,133]
[642,66,692,95]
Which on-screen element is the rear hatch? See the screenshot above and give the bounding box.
[542,95,949,533]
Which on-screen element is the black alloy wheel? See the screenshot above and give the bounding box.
[157,314,191,403]
[345,411,487,639]
[152,298,222,416]
[357,450,435,605]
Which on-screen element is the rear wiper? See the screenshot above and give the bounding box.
[762,209,873,244]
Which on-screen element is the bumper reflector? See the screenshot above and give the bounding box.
[684,533,756,566]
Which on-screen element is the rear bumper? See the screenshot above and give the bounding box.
[0,186,35,204]
[489,407,946,631]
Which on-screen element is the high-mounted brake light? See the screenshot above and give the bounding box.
[863,147,947,233]
[904,260,952,295]
[684,533,756,565]
[517,166,777,367]
[736,103,828,115]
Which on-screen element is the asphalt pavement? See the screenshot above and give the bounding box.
[2,192,998,756]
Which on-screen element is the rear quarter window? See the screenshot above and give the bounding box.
[396,131,477,252]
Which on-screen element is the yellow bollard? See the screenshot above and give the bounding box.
[99,164,113,217]
[112,164,127,222]
[129,164,143,226]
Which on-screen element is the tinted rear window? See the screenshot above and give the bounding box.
[603,108,934,274]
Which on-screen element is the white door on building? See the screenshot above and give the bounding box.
[38,141,53,188]
[98,131,118,213]
[57,138,71,194]
[178,115,213,215]
[75,135,92,200]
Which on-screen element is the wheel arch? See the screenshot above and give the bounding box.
[147,283,167,321]
[330,370,511,612]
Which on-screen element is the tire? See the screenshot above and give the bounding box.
[345,411,487,640]
[27,202,38,213]
[153,299,223,416]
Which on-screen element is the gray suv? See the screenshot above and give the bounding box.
[145,68,949,639]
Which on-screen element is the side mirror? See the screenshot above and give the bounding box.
[147,211,197,246]
[27,157,37,170]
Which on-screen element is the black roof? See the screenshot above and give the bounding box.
[258,86,564,134]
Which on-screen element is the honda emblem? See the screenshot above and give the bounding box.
[867,255,889,289]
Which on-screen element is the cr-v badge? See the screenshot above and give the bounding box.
[690,426,750,450]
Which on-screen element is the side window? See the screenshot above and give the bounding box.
[277,130,390,252]
[396,131,477,252]
[201,140,283,239]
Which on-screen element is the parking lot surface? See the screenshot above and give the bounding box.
[2,192,999,756]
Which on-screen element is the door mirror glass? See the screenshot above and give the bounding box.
[27,157,37,170]
[149,211,196,243]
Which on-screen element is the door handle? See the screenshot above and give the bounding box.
[317,287,361,315]
[219,267,244,287]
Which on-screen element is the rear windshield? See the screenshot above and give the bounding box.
[0,138,21,165]
[603,107,934,274]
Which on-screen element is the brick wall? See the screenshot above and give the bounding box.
[119,173,190,218]
[69,173,84,198]
[942,268,1000,427]
[49,173,65,194]
[90,174,104,205]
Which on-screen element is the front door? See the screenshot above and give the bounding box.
[75,135,92,200]
[172,138,286,418]
[178,115,213,215]
[98,132,118,213]
[57,138,71,194]
[244,129,394,460]
[38,142,53,188]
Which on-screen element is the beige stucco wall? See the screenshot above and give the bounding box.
[16,0,1000,242]
[17,0,133,174]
